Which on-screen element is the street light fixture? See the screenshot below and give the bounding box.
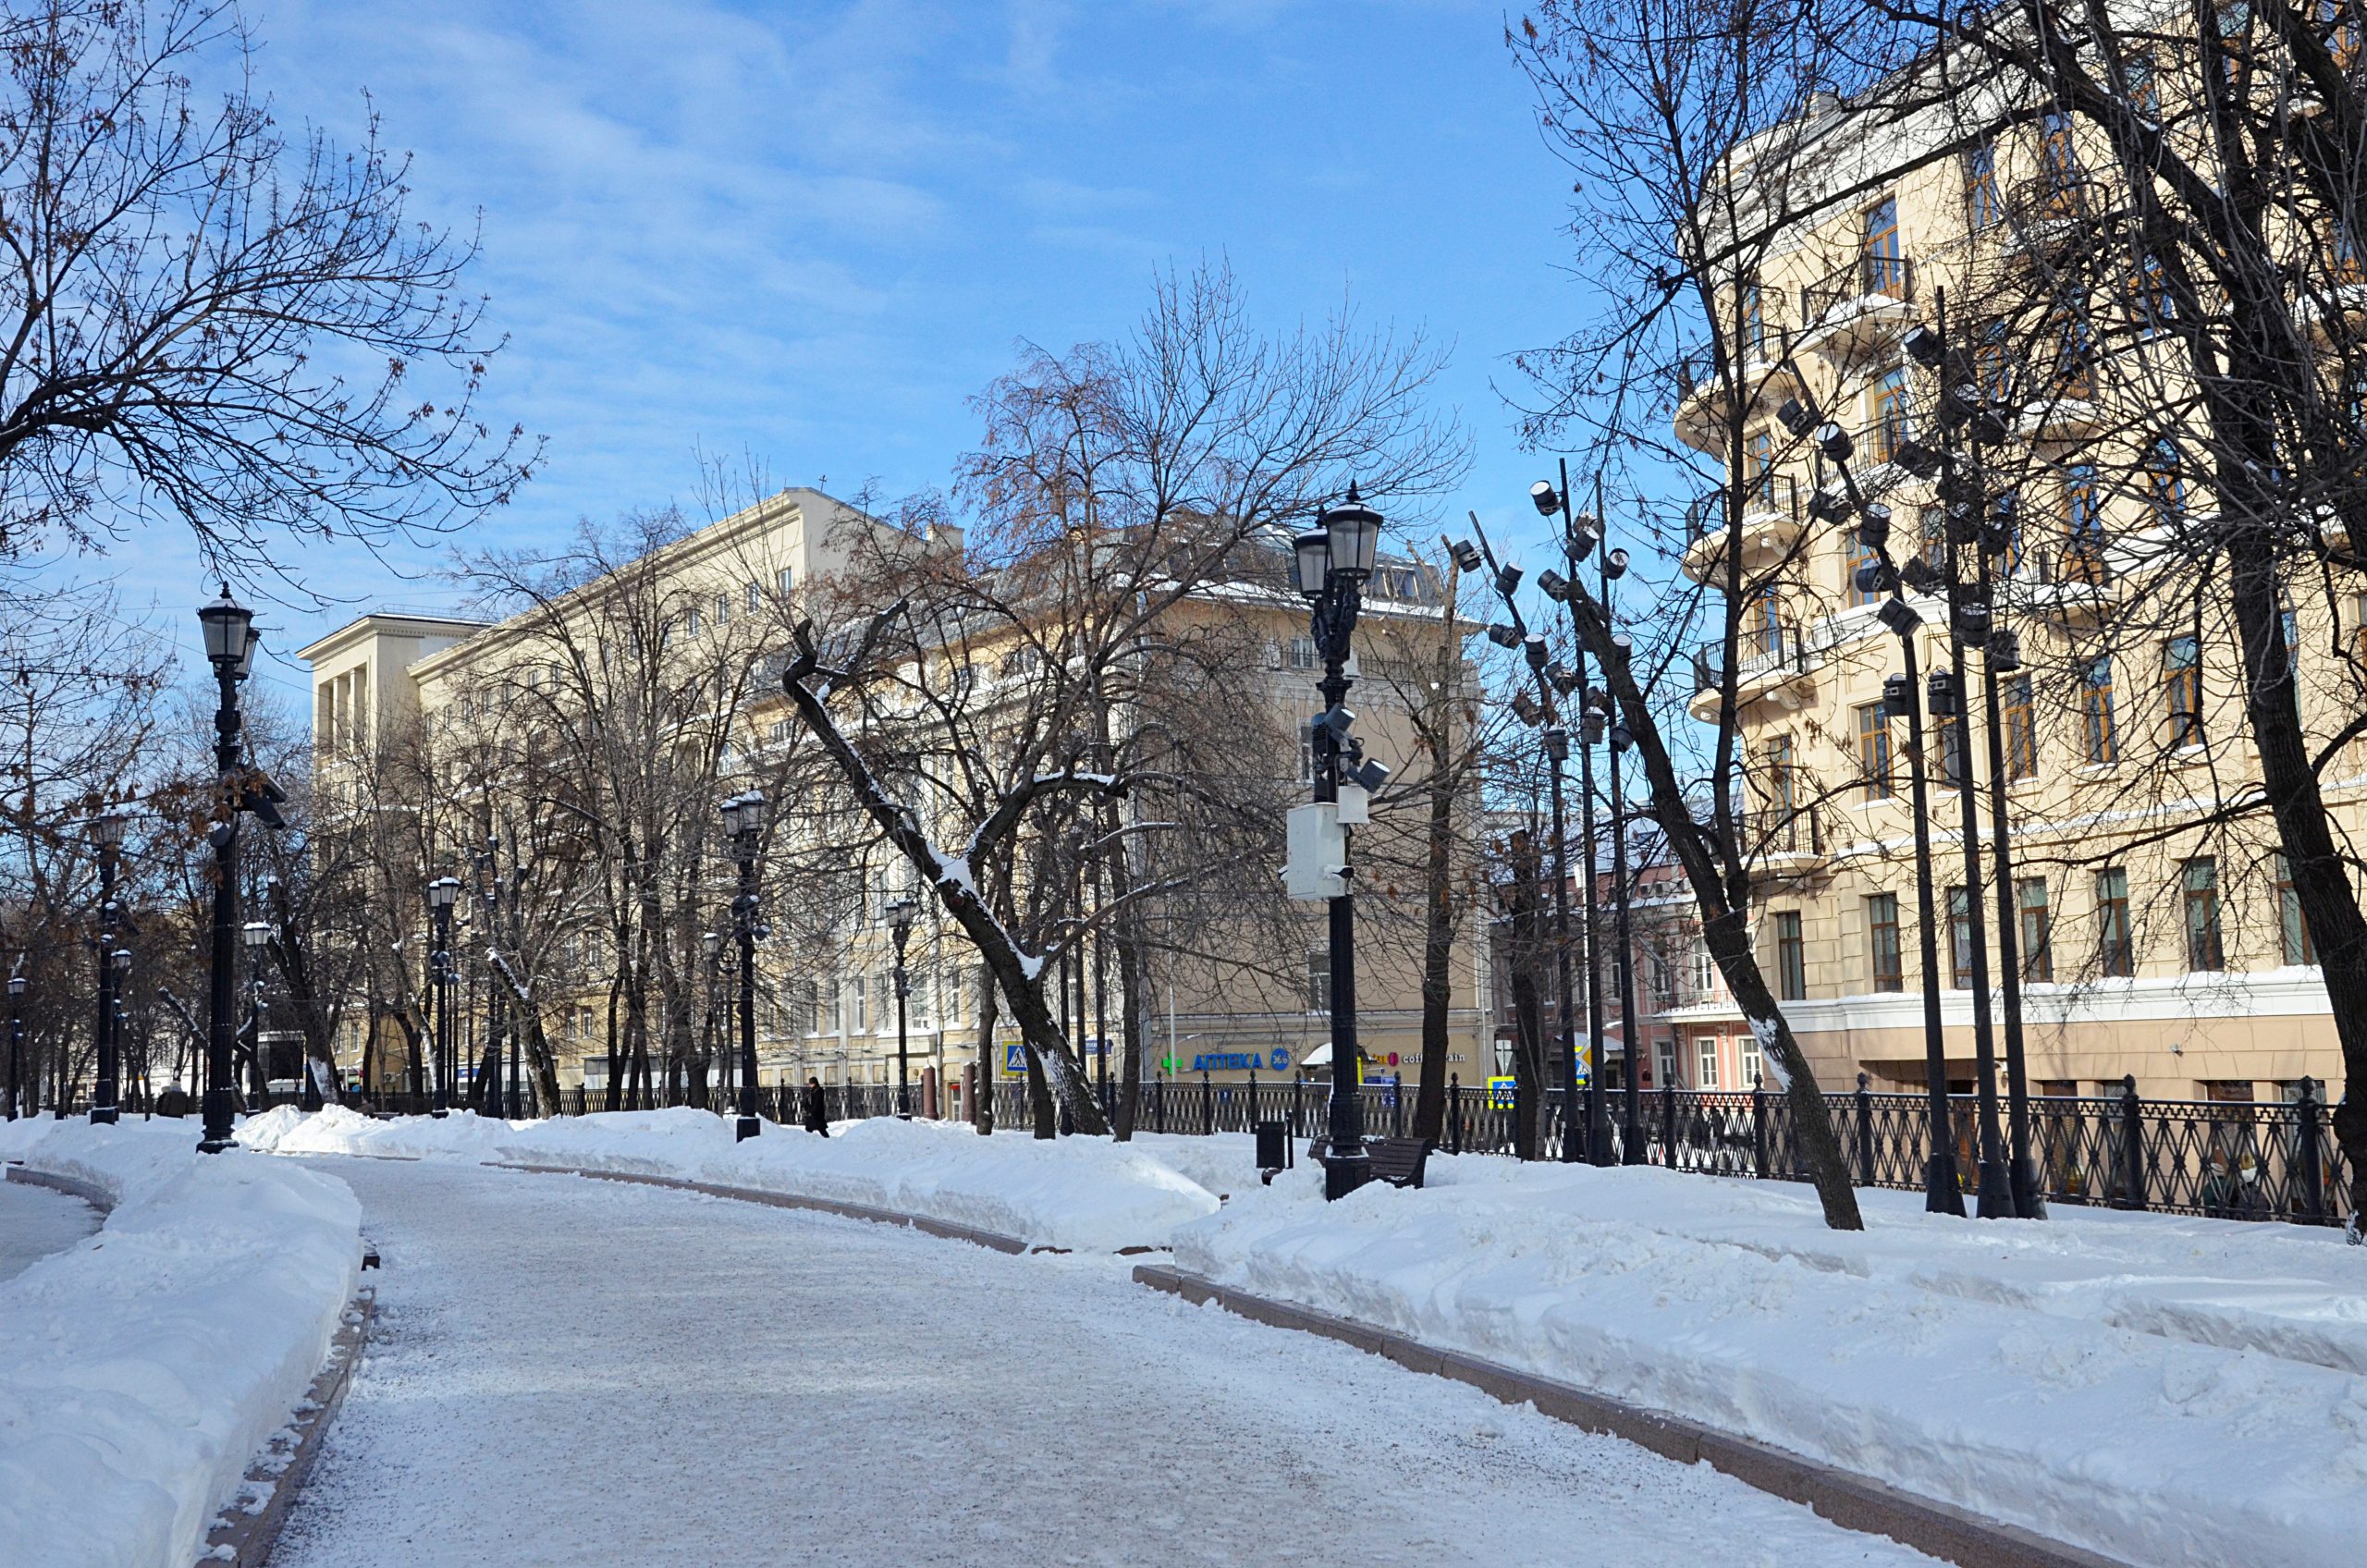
[89,813,129,1125]
[886,895,918,1117]
[1297,483,1381,1199]
[6,969,24,1121]
[242,920,272,1107]
[197,587,258,1153]
[720,791,767,1141]
[426,876,460,1116]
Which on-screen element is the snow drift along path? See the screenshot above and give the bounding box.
[0,1119,360,1568]
[274,1156,1939,1568]
[241,1103,1219,1252]
[1175,1158,2367,1568]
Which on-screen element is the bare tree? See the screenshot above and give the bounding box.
[0,0,536,579]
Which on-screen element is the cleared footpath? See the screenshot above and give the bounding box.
[273,1157,1936,1568]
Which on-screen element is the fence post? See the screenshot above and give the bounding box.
[1855,1072,1875,1187]
[1449,1072,1462,1155]
[1246,1071,1257,1131]
[1752,1075,1770,1180]
[2296,1076,2326,1221]
[1201,1070,1213,1136]
[1292,1075,1304,1136]
[2117,1073,2146,1211]
[1154,1073,1166,1135]
[1662,1078,1677,1165]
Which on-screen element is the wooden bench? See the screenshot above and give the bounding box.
[1308,1135,1432,1190]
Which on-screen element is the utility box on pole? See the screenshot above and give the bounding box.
[1283,802,1349,900]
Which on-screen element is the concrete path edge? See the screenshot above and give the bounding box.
[486,1161,1038,1255]
[1132,1262,2135,1568]
[202,1288,377,1567]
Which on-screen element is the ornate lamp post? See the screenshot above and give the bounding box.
[426,876,460,1115]
[7,969,24,1120]
[89,812,129,1124]
[1292,484,1388,1200]
[702,929,724,1107]
[720,790,767,1141]
[197,586,260,1154]
[1799,404,1967,1216]
[886,896,917,1117]
[241,920,272,1105]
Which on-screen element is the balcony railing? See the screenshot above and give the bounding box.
[1692,621,1809,697]
[1686,473,1803,544]
[1800,252,1915,325]
[1747,799,1826,861]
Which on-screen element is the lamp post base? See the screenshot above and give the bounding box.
[1924,1153,1968,1216]
[736,1115,761,1143]
[1621,1126,1647,1165]
[89,1106,118,1126]
[2010,1156,2046,1220]
[1974,1156,2016,1219]
[1323,1143,1372,1201]
[198,1088,238,1154]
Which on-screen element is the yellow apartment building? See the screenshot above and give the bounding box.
[1666,71,2364,1106]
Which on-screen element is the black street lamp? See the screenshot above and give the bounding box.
[887,895,917,1117]
[702,928,724,1107]
[474,838,501,1117]
[426,876,460,1115]
[90,812,129,1124]
[721,790,767,1141]
[1293,483,1388,1200]
[1816,422,1967,1216]
[241,920,272,1105]
[1462,523,1579,1163]
[197,585,261,1155]
[7,968,24,1121]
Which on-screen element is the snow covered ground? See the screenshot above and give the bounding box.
[0,1175,99,1281]
[272,1156,1938,1568]
[0,1117,361,1568]
[241,1104,1220,1252]
[1176,1156,2367,1568]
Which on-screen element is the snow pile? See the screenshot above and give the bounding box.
[1173,1158,2367,1568]
[0,1118,361,1568]
[252,1107,1223,1253]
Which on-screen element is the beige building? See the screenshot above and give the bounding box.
[1667,74,2363,1106]
[300,489,1492,1106]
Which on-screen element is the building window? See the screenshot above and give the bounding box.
[2081,655,2118,765]
[851,977,868,1034]
[1739,1030,1765,1090]
[1307,949,1331,1013]
[1739,278,1765,355]
[1870,367,1910,464]
[2274,853,2316,965]
[2004,674,2037,778]
[1868,893,1904,993]
[1857,703,1895,801]
[823,979,843,1035]
[1287,636,1318,671]
[1861,196,1905,296]
[1746,428,1776,509]
[2041,108,2079,192]
[746,582,763,613]
[1656,1037,1679,1089]
[1774,912,1807,1000]
[1933,705,1966,790]
[778,567,796,598]
[1697,1035,1722,1090]
[1688,937,1717,1000]
[2183,858,2224,972]
[2125,48,2160,123]
[1965,141,2000,227]
[1947,886,1973,988]
[2017,877,2054,982]
[2096,867,2134,978]
[2164,635,2202,747]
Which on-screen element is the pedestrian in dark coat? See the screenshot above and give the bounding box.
[801,1076,828,1136]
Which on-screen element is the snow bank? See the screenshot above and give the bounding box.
[1173,1158,2367,1568]
[0,1118,361,1568]
[252,1106,1223,1253]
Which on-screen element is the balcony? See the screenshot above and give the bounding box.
[2014,386,2103,446]
[1796,253,1917,362]
[1748,802,1828,879]
[2009,542,2116,620]
[1998,174,2103,262]
[1671,336,1803,456]
[1688,622,1814,724]
[1680,473,1805,583]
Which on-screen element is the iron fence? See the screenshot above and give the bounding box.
[106,1060,2344,1232]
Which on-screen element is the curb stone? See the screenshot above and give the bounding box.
[1132,1263,2133,1568]
[486,1161,1038,1255]
[202,1287,376,1567]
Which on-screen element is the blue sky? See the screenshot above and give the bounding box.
[73,0,1590,710]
